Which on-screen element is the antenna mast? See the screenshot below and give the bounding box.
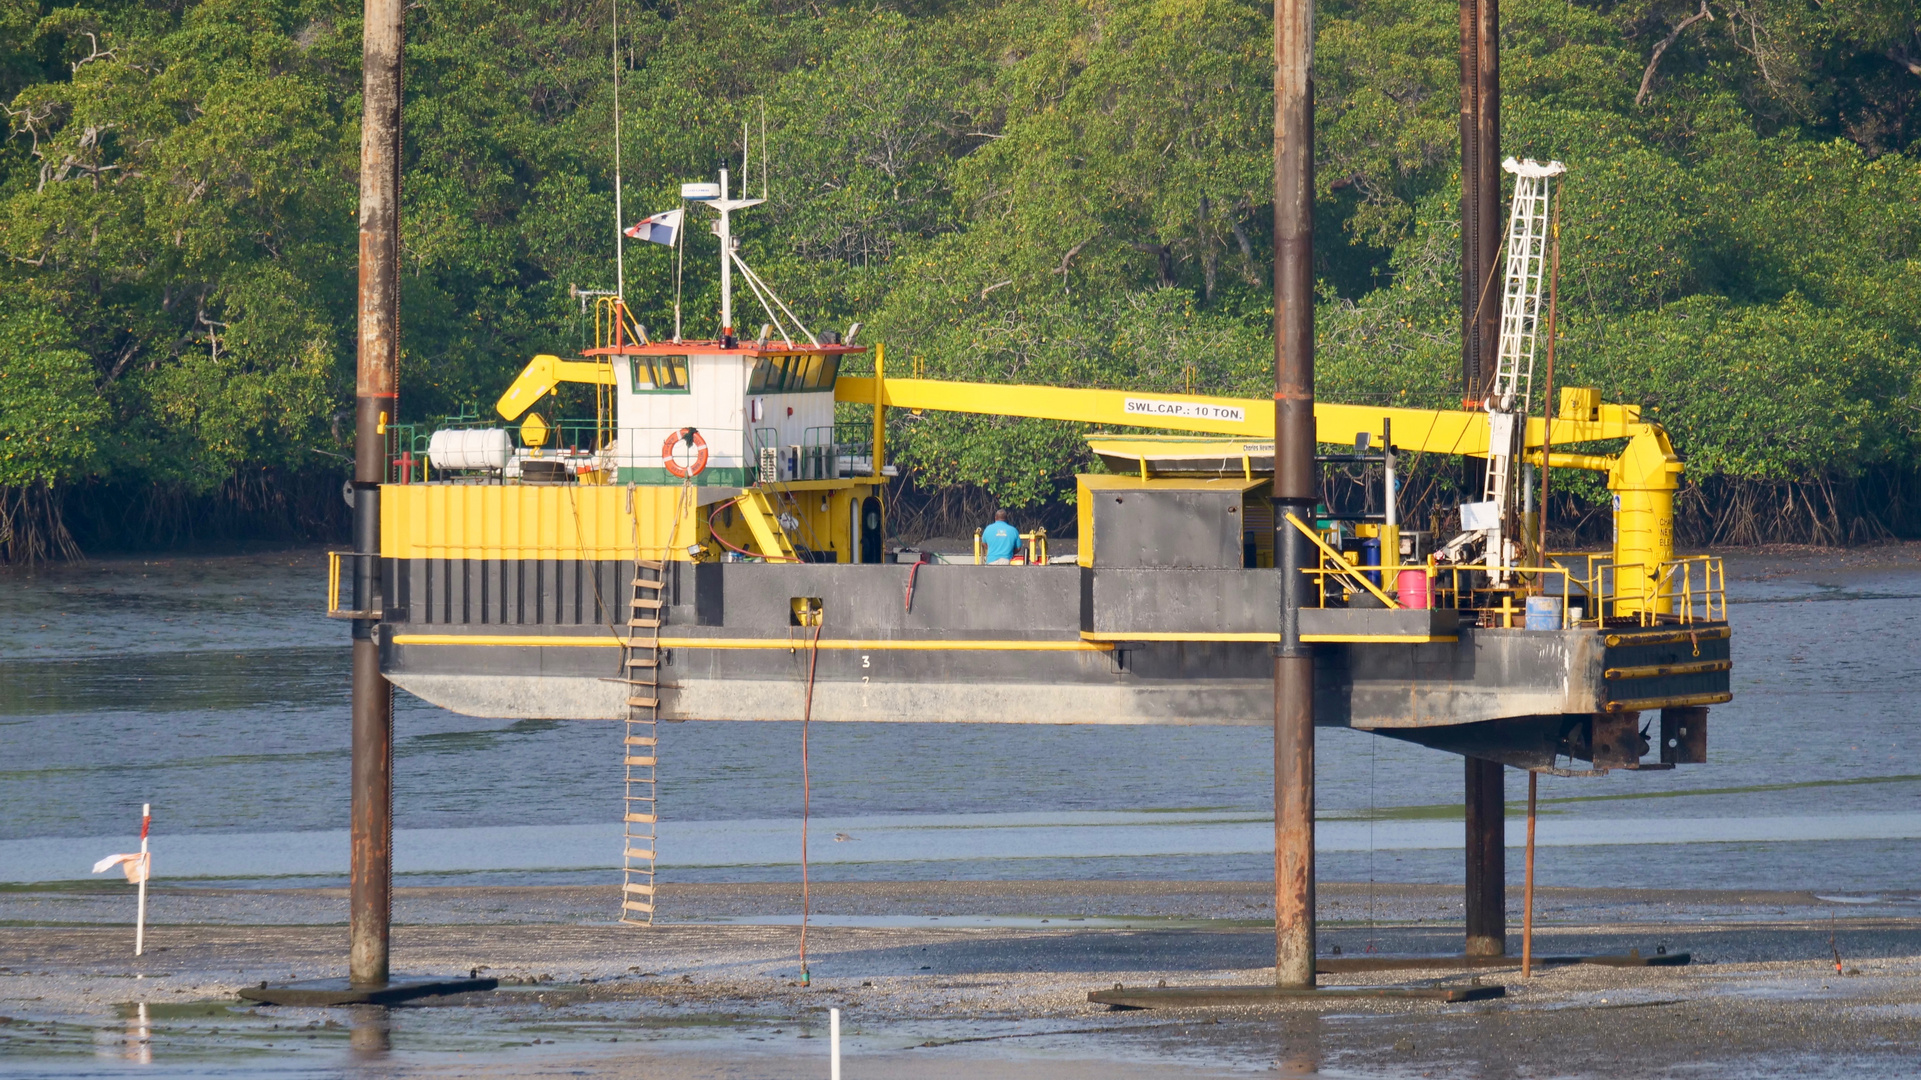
[611,0,625,302]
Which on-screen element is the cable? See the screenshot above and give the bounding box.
[1365,733,1377,953]
[706,496,803,562]
[798,609,823,984]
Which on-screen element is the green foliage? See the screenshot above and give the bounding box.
[0,296,104,486]
[1563,296,1921,481]
[2,0,1920,538]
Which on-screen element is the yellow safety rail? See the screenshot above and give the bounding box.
[1425,554,1728,628]
[972,528,1050,565]
[1428,563,1586,628]
[327,550,347,615]
[1284,513,1400,609]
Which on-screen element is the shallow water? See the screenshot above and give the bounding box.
[3,545,1918,892]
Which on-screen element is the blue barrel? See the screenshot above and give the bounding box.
[1359,538,1382,587]
[1524,595,1560,630]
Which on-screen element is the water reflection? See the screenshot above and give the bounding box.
[94,1001,151,1064]
[348,1004,390,1055]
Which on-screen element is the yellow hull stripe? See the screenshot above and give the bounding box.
[391,634,1112,652]
[1604,691,1732,712]
[1079,631,1457,644]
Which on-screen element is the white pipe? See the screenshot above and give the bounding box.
[830,1008,841,1080]
[729,250,792,346]
[733,255,819,347]
[719,169,733,335]
[135,803,149,957]
[1383,418,1397,529]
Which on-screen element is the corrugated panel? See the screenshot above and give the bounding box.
[381,483,694,560]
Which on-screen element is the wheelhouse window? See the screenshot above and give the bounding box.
[629,354,690,393]
[748,352,840,393]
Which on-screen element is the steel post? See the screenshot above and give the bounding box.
[1272,0,1317,990]
[349,638,393,985]
[1458,0,1481,401]
[350,0,403,990]
[1459,0,1500,403]
[1464,756,1507,957]
[1473,0,1500,402]
[1522,769,1537,977]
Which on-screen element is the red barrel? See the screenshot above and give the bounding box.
[1397,569,1430,609]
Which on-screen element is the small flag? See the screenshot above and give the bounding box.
[624,209,682,246]
[93,851,151,884]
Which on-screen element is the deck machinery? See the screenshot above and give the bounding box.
[331,164,1731,935]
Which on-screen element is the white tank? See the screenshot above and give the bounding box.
[427,428,513,471]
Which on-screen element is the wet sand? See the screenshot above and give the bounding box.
[5,880,1919,1077]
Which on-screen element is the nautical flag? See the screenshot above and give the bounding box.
[625,209,682,246]
[93,851,150,884]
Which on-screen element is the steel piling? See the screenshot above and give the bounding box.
[1464,756,1507,957]
[350,0,403,990]
[1272,0,1317,991]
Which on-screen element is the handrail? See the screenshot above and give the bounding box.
[1284,512,1400,609]
[973,527,1050,565]
[327,550,345,614]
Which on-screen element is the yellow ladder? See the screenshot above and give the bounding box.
[619,557,665,925]
[735,489,799,561]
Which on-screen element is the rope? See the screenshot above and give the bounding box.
[1365,731,1377,953]
[798,609,823,984]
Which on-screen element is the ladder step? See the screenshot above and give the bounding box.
[625,813,657,824]
[613,677,657,686]
[632,577,663,588]
[635,559,663,570]
[626,656,658,667]
[628,618,661,629]
[632,597,664,609]
[624,853,656,867]
[624,755,657,767]
[624,736,657,746]
[627,696,659,709]
[622,900,655,913]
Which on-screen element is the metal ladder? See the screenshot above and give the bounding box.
[619,556,665,925]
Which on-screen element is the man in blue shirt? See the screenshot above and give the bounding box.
[981,509,1021,564]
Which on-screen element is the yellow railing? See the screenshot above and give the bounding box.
[327,550,349,615]
[1426,563,1583,628]
[1662,555,1726,624]
[972,527,1050,565]
[1286,513,1400,609]
[1301,544,1727,630]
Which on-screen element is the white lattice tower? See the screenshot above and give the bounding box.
[1481,158,1565,517]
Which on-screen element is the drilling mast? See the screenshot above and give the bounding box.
[1443,157,1565,581]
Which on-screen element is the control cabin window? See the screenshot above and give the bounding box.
[629,354,690,393]
[748,352,840,394]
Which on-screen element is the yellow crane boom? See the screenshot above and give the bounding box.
[833,374,1680,613]
[496,354,616,421]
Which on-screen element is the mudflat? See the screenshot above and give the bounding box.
[4,879,1918,1077]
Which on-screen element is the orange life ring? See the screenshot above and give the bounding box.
[661,427,708,478]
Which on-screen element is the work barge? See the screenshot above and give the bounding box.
[297,0,1733,1004]
[335,281,1731,937]
[357,367,1728,753]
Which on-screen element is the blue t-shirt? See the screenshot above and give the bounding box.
[982,521,1021,563]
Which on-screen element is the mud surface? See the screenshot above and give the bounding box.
[3,880,1918,1077]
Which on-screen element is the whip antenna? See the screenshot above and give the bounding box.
[611,0,625,300]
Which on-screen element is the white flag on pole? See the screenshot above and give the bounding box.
[93,851,150,884]
[624,209,682,246]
